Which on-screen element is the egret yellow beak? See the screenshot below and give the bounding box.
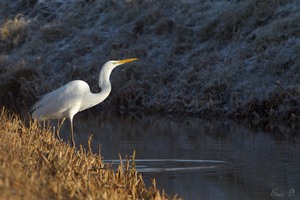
[117,58,138,65]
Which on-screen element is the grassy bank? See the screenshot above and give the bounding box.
[0,108,178,200]
[0,0,299,119]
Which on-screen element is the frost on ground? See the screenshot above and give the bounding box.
[0,0,299,119]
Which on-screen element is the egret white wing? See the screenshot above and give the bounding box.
[31,80,89,120]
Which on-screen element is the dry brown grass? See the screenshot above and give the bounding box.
[0,14,29,52]
[0,108,179,200]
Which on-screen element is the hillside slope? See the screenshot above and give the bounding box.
[0,0,299,119]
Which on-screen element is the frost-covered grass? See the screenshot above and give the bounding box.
[0,108,177,199]
[0,0,299,119]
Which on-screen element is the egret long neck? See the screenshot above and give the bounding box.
[99,62,114,93]
[79,64,114,112]
[93,63,113,105]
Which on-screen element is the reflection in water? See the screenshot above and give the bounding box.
[59,113,300,200]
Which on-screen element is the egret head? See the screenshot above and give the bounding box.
[112,58,138,67]
[102,58,138,71]
[99,58,138,88]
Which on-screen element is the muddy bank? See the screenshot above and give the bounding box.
[0,0,299,120]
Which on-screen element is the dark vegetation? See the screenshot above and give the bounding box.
[0,0,299,120]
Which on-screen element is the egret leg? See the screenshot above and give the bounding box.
[43,120,46,132]
[55,118,66,141]
[70,118,75,148]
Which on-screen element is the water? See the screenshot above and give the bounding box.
[59,113,300,200]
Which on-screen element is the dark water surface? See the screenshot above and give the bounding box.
[59,113,299,200]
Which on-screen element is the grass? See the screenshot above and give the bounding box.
[0,107,179,200]
[0,0,299,120]
[0,14,29,52]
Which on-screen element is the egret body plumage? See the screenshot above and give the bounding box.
[31,58,138,147]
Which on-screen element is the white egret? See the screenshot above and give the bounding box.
[31,58,138,147]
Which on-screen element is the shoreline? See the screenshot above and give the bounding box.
[0,108,180,200]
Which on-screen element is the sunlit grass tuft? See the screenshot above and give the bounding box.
[0,14,29,51]
[0,107,180,200]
